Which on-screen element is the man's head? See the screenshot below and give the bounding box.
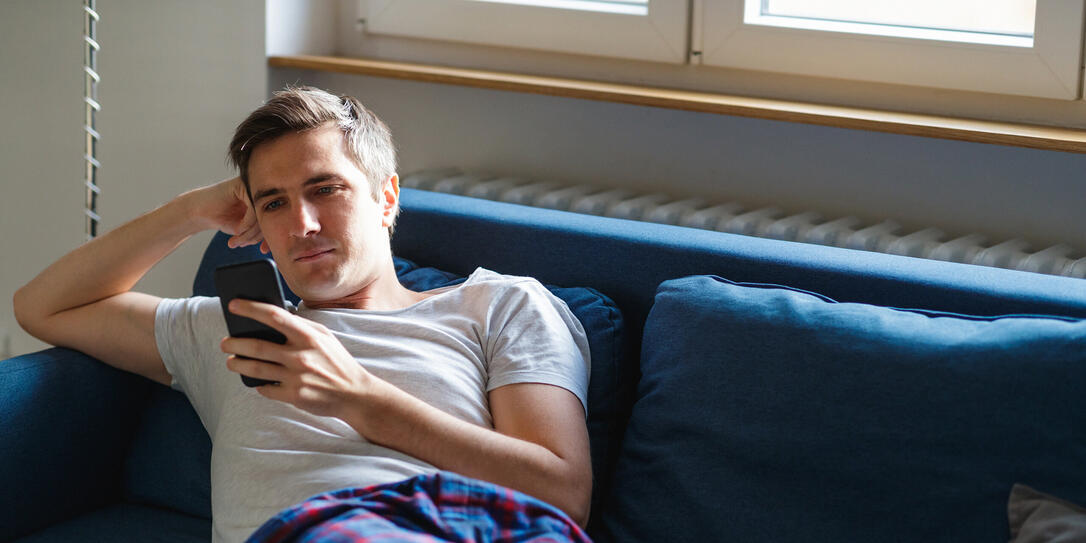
[228,86,398,214]
[226,87,402,304]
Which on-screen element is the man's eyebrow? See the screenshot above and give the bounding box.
[252,174,344,204]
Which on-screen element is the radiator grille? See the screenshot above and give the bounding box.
[401,169,1086,279]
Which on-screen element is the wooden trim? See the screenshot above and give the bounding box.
[269,54,1086,154]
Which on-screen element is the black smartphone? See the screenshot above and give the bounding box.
[214,259,289,387]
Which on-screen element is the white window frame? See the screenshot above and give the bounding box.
[364,0,688,63]
[695,0,1085,99]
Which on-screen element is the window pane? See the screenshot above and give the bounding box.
[763,0,1035,37]
[468,0,648,15]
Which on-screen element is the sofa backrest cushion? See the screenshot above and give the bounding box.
[391,189,1086,359]
[600,275,1086,543]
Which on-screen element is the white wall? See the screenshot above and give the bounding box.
[2,0,266,357]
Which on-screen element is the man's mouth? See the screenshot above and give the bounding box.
[294,249,334,262]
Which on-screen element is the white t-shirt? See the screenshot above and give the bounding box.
[154,268,591,543]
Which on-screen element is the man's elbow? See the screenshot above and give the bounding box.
[13,286,62,343]
[12,286,40,336]
[558,470,592,529]
[569,501,590,530]
[569,494,591,529]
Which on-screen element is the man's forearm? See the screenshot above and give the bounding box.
[14,193,205,326]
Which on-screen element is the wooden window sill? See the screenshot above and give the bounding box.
[269,54,1086,154]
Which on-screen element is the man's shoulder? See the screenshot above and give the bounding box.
[450,268,561,308]
[455,269,581,325]
[462,268,548,294]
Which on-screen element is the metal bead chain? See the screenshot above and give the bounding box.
[84,0,101,240]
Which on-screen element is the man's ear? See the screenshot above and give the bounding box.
[380,174,400,228]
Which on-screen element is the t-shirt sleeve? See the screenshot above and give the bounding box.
[485,279,591,417]
[154,296,229,431]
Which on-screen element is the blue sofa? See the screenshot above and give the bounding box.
[4,188,1086,542]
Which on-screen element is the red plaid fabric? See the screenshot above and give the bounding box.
[245,471,592,543]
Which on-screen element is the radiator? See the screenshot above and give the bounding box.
[401,169,1086,279]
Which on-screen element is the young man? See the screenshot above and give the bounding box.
[14,87,592,542]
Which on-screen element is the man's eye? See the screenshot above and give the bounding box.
[264,200,283,211]
[317,186,335,194]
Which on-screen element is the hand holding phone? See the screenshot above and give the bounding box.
[214,259,289,387]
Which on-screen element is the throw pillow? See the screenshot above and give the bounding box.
[601,275,1086,543]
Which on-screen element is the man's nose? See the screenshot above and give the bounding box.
[289,200,320,237]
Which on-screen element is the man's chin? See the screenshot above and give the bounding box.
[280,272,338,304]
[287,282,332,302]
[292,277,357,303]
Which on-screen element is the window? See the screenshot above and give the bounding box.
[697,1,1083,98]
[364,0,687,63]
[468,0,648,16]
[362,0,1084,99]
[752,1,1036,47]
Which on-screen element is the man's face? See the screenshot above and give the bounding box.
[246,123,398,303]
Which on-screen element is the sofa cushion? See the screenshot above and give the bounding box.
[14,503,209,542]
[601,275,1086,543]
[124,386,212,519]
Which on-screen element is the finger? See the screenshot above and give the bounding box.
[232,226,262,247]
[259,240,269,254]
[233,219,262,244]
[228,238,254,249]
[239,207,261,237]
[225,354,288,383]
[221,336,288,364]
[227,299,309,343]
[255,382,290,402]
[227,229,259,248]
[227,206,260,247]
[228,233,256,249]
[243,232,264,249]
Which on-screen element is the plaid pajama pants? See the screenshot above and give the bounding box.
[245,471,592,543]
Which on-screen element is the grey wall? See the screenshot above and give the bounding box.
[2,0,266,357]
[0,1,84,358]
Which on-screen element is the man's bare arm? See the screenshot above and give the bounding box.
[12,177,262,385]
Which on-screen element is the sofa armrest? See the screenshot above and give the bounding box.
[0,347,151,538]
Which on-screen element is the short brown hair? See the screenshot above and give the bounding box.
[227,86,397,205]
